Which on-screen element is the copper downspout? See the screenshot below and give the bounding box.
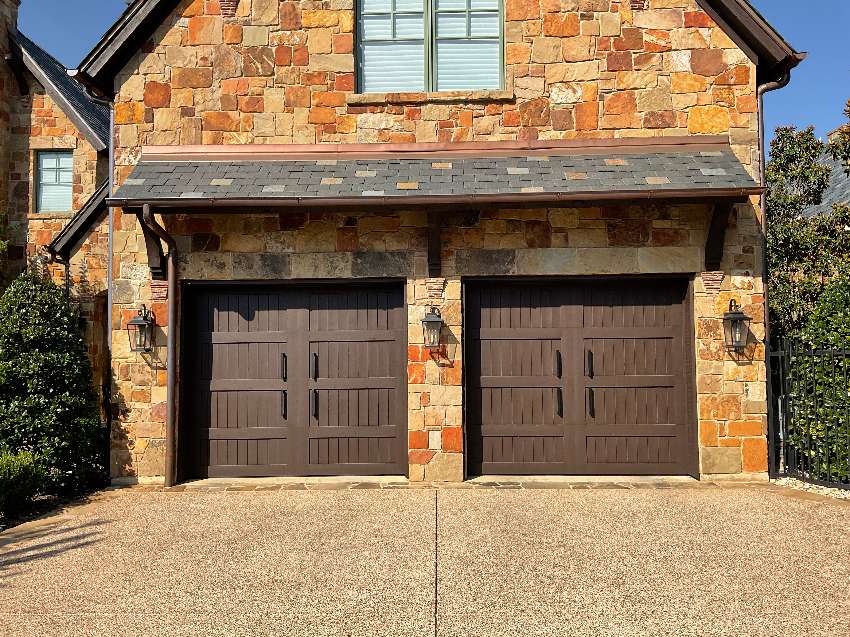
[139,204,178,488]
[758,58,803,477]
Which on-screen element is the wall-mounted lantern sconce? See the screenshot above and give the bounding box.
[723,300,751,353]
[127,305,156,353]
[421,307,444,351]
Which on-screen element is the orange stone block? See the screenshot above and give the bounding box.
[699,421,719,447]
[727,420,764,437]
[442,427,463,453]
[575,102,598,130]
[114,101,144,125]
[505,0,540,21]
[742,437,768,472]
[202,111,240,131]
[408,345,431,363]
[543,13,579,37]
[440,364,462,386]
[409,430,429,450]
[408,362,426,384]
[144,82,171,108]
[409,449,435,465]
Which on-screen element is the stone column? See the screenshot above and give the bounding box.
[0,0,20,275]
[407,277,464,482]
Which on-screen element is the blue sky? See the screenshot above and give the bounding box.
[19,0,849,142]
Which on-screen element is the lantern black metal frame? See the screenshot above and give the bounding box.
[421,306,444,351]
[127,305,156,353]
[723,299,752,352]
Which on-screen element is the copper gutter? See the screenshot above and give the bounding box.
[141,135,733,162]
[138,205,178,488]
[109,186,762,211]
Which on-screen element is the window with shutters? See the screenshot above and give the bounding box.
[36,151,74,213]
[357,0,503,93]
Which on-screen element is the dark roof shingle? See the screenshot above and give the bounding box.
[11,32,110,151]
[111,148,760,207]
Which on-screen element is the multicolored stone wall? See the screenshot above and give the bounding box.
[0,0,19,279]
[108,0,767,480]
[112,0,759,182]
[110,199,766,480]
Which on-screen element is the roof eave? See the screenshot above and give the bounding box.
[9,37,109,152]
[107,187,764,211]
[48,181,110,262]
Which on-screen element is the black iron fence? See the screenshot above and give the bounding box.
[770,340,850,489]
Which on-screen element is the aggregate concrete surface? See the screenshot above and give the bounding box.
[1,484,848,637]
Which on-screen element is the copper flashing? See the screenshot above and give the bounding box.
[141,136,733,163]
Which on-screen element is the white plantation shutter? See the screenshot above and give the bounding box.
[360,0,426,92]
[358,0,502,92]
[37,152,73,213]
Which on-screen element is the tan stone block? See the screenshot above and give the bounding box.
[515,248,576,275]
[701,446,741,474]
[568,228,608,247]
[243,26,270,46]
[575,248,639,274]
[429,385,462,407]
[302,10,339,27]
[424,452,464,482]
[599,12,621,37]
[531,37,563,64]
[153,108,181,131]
[615,70,657,90]
[545,61,599,83]
[638,247,702,273]
[671,28,708,49]
[308,28,334,54]
[253,0,280,25]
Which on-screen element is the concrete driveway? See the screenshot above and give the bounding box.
[1,482,848,637]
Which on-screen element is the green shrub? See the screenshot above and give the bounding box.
[0,271,105,494]
[785,272,850,483]
[0,449,45,522]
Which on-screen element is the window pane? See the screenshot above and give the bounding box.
[469,0,498,9]
[436,0,467,9]
[395,13,424,38]
[361,41,426,92]
[362,0,391,13]
[363,14,392,39]
[37,152,73,212]
[435,39,500,90]
[469,12,499,36]
[436,12,467,37]
[394,0,423,11]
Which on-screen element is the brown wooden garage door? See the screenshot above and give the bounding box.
[466,278,697,476]
[182,283,407,478]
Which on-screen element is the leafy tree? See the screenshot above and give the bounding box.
[765,125,850,340]
[0,270,105,493]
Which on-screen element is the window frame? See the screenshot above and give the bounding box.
[356,0,505,94]
[35,150,74,214]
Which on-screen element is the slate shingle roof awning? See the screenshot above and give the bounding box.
[11,33,110,152]
[110,138,762,210]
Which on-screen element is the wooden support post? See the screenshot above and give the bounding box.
[705,202,734,271]
[136,211,167,281]
[427,210,442,278]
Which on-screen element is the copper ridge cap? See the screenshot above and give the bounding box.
[140,136,734,162]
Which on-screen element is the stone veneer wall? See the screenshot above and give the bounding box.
[110,200,766,480]
[0,0,19,280]
[112,0,758,180]
[108,0,767,480]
